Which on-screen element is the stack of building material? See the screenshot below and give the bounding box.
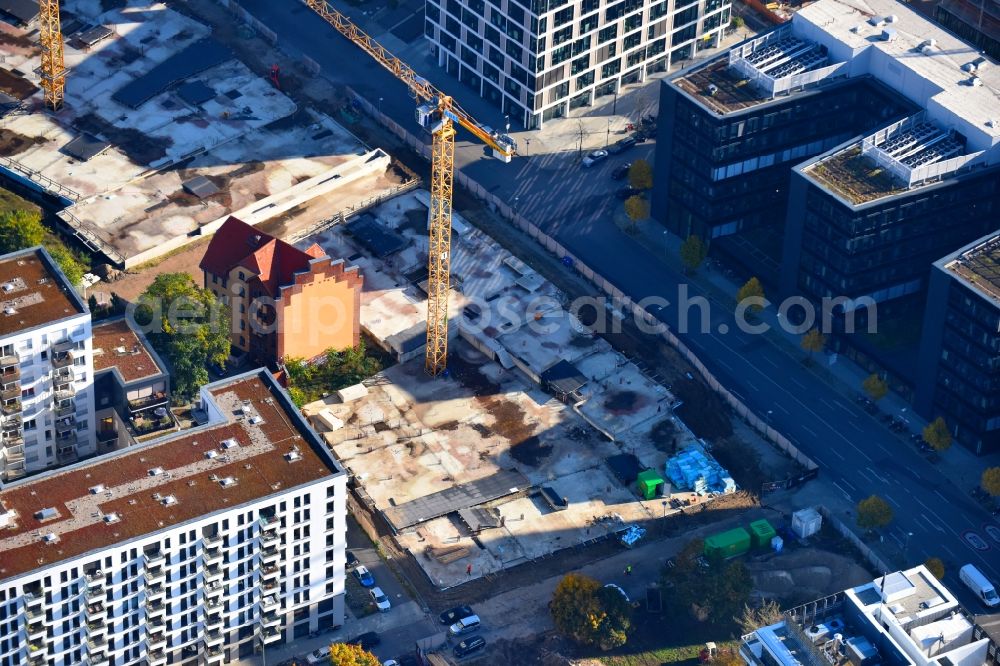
[665,444,736,495]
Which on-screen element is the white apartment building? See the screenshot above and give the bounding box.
[0,247,96,482]
[0,369,349,666]
[425,0,731,128]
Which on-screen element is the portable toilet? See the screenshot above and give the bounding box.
[636,469,665,500]
[791,507,822,539]
[749,519,777,549]
[704,527,751,559]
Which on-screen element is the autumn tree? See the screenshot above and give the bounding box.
[800,329,826,363]
[629,159,653,190]
[134,273,231,400]
[982,467,1000,497]
[330,642,381,666]
[922,417,952,452]
[856,495,893,531]
[862,373,888,402]
[736,277,766,315]
[550,573,631,650]
[665,539,753,624]
[924,557,945,580]
[714,649,746,666]
[623,195,648,233]
[737,600,783,634]
[679,235,708,274]
[0,209,44,253]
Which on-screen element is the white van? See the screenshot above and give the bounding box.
[959,564,999,607]
[448,614,481,635]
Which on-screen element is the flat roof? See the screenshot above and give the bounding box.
[0,247,86,337]
[91,318,166,383]
[806,146,909,204]
[0,371,341,583]
[383,469,530,531]
[941,232,1000,304]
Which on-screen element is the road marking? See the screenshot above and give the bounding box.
[943,544,959,558]
[848,421,864,432]
[802,425,818,437]
[935,490,949,502]
[833,481,852,499]
[918,514,944,533]
[714,356,734,371]
[773,403,791,415]
[841,478,856,491]
[760,355,780,369]
[886,494,901,507]
[829,447,845,461]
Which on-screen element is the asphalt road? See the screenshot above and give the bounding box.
[239,0,1000,601]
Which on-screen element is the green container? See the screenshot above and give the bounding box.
[704,527,751,559]
[749,519,777,549]
[636,469,665,500]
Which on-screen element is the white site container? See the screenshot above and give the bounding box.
[792,507,822,539]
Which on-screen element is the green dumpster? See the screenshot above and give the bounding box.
[704,527,751,559]
[749,519,777,549]
[636,469,665,500]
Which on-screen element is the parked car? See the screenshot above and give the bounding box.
[611,163,631,180]
[439,605,475,625]
[369,586,391,612]
[454,635,487,658]
[582,149,608,167]
[347,632,381,650]
[616,187,642,200]
[608,135,638,154]
[307,647,331,664]
[604,583,630,603]
[345,550,359,569]
[449,614,481,635]
[353,565,375,587]
[383,661,400,666]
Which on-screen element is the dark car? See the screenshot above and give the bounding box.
[347,632,380,650]
[454,635,487,658]
[345,550,359,569]
[608,135,638,154]
[611,163,631,180]
[616,187,642,200]
[439,605,474,625]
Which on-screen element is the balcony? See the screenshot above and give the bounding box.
[261,564,280,581]
[259,626,281,645]
[54,386,75,401]
[261,529,279,544]
[55,400,75,418]
[3,414,22,430]
[146,649,167,666]
[261,546,280,566]
[204,546,223,566]
[206,646,225,663]
[27,618,45,640]
[0,383,19,400]
[146,599,166,618]
[260,516,280,534]
[86,585,105,602]
[86,619,107,637]
[57,445,78,464]
[86,601,106,620]
[205,597,222,613]
[147,631,166,649]
[146,584,165,602]
[262,578,279,594]
[144,551,166,570]
[147,616,165,632]
[4,443,24,461]
[2,399,21,416]
[205,629,224,647]
[204,564,223,584]
[205,610,223,627]
[25,591,44,607]
[205,580,224,599]
[53,364,73,380]
[0,366,19,381]
[86,637,108,659]
[52,339,74,354]
[50,350,73,368]
[128,392,169,415]
[85,571,103,587]
[0,352,18,368]
[27,652,45,666]
[261,612,281,628]
[261,595,279,613]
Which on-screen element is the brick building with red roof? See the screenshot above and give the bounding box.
[199,217,362,368]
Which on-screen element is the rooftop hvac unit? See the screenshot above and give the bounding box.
[971,76,983,87]
[219,477,237,488]
[707,83,719,96]
[162,495,178,506]
[103,513,120,524]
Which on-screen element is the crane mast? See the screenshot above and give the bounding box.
[304,0,515,376]
[38,0,66,111]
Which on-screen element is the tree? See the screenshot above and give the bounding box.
[329,642,381,666]
[284,343,383,407]
[679,235,708,274]
[46,243,86,287]
[861,373,888,402]
[736,277,766,315]
[628,159,653,190]
[856,495,893,531]
[730,15,746,30]
[665,539,753,624]
[550,573,632,650]
[0,209,44,253]
[135,273,230,400]
[623,195,648,233]
[924,557,945,580]
[737,600,783,634]
[800,328,826,363]
[576,119,587,158]
[922,416,952,452]
[982,467,1000,497]
[714,649,746,666]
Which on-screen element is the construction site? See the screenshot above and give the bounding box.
[296,191,740,590]
[0,0,402,267]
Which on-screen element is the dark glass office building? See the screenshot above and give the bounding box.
[915,233,1000,455]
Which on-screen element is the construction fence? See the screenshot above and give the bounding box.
[347,87,819,474]
[216,0,278,45]
[818,505,891,574]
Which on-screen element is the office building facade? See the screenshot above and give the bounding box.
[425,0,732,128]
[0,370,348,666]
[915,232,1000,455]
[0,247,96,482]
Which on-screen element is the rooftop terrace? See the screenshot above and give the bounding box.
[0,247,86,337]
[946,234,1000,303]
[91,318,165,384]
[0,371,339,583]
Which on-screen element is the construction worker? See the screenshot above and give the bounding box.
[624,565,633,576]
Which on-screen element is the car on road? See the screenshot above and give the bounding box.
[611,163,631,180]
[449,614,481,635]
[616,187,642,200]
[383,660,400,666]
[608,135,638,154]
[582,150,608,167]
[347,632,381,650]
[306,647,331,664]
[454,635,487,658]
[353,565,375,587]
[439,605,475,625]
[369,586,391,612]
[346,550,359,569]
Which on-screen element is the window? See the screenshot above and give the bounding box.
[601,58,621,78]
[570,54,590,74]
[572,36,591,55]
[505,40,523,61]
[580,15,598,34]
[624,32,640,50]
[605,0,625,21]
[624,14,641,32]
[581,0,599,13]
[553,6,574,26]
[553,26,573,45]
[598,25,617,43]
[550,44,572,65]
[576,70,595,89]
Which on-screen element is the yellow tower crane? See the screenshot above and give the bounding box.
[38,0,67,111]
[304,0,516,376]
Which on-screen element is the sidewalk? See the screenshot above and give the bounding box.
[628,218,997,493]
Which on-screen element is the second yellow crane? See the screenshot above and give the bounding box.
[304,0,516,376]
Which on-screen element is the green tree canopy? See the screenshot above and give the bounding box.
[982,467,1000,497]
[665,539,753,624]
[922,416,952,452]
[624,195,648,224]
[800,328,826,360]
[679,235,708,274]
[284,343,383,407]
[862,373,888,402]
[329,642,381,666]
[856,495,893,531]
[594,585,632,651]
[46,243,85,287]
[736,277,766,315]
[731,15,746,29]
[135,273,230,400]
[628,159,653,190]
[550,573,632,650]
[0,209,44,253]
[924,557,945,580]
